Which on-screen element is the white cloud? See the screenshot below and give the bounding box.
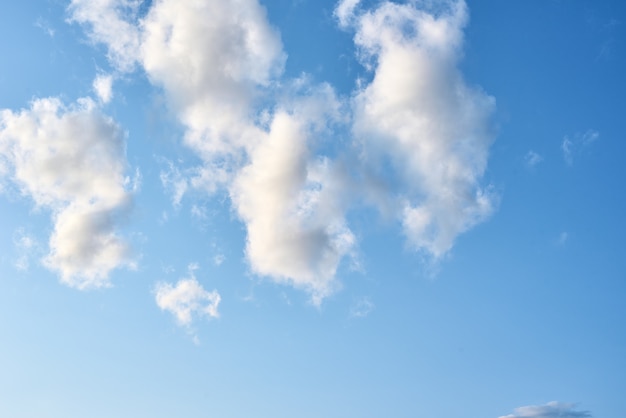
[68,0,141,72]
[69,0,285,163]
[0,97,135,288]
[525,150,543,168]
[93,74,114,104]
[140,0,285,165]
[154,265,221,326]
[351,0,497,258]
[334,0,362,28]
[230,85,355,305]
[499,401,591,418]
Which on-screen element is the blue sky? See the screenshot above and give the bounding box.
[0,0,624,417]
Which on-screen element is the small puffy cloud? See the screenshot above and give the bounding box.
[499,401,591,418]
[557,231,569,245]
[154,265,221,326]
[213,254,225,266]
[0,97,135,288]
[351,0,497,258]
[525,150,543,168]
[562,129,599,165]
[93,74,114,104]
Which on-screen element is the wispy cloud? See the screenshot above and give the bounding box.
[562,138,574,165]
[35,17,55,37]
[13,228,39,272]
[213,254,225,267]
[159,159,189,209]
[499,401,591,418]
[562,129,599,165]
[67,0,141,72]
[349,296,374,318]
[525,150,543,168]
[0,97,135,288]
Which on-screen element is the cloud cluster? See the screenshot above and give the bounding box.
[499,402,591,418]
[67,0,496,302]
[0,97,135,288]
[154,265,221,326]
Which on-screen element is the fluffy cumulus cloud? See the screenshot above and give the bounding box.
[140,0,285,162]
[349,0,496,258]
[499,401,591,418]
[67,0,497,302]
[0,97,135,288]
[231,84,355,304]
[154,265,221,326]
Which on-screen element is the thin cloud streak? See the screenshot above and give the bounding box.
[499,401,591,418]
